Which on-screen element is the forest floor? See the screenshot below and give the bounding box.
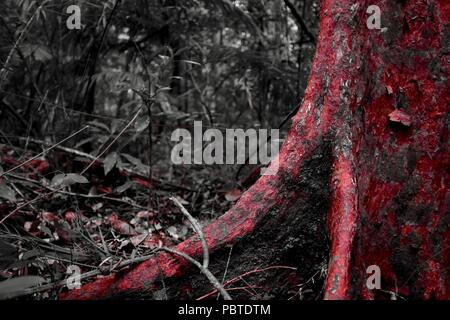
[1,140,311,300]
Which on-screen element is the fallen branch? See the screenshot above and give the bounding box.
[158,247,231,300]
[170,196,209,269]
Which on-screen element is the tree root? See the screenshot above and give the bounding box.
[61,0,450,300]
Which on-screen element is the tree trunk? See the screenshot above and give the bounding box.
[62,0,450,300]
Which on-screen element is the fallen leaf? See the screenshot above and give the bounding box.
[137,210,155,219]
[0,181,16,202]
[388,109,412,127]
[225,188,242,202]
[130,232,148,247]
[91,202,103,212]
[386,85,394,95]
[64,173,89,185]
[143,234,163,249]
[0,276,46,299]
[131,177,151,188]
[24,221,40,233]
[50,174,66,188]
[115,181,133,193]
[51,173,88,188]
[0,240,16,269]
[41,211,57,223]
[166,226,179,240]
[109,214,137,236]
[64,211,77,223]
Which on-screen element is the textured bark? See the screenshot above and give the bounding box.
[62,0,450,300]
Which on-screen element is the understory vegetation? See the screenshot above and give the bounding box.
[0,0,319,299]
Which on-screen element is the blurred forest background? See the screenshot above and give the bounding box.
[0,0,319,299]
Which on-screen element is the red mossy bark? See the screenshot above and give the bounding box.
[62,0,450,300]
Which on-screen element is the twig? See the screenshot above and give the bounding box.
[197,265,296,300]
[0,0,50,90]
[218,245,233,300]
[1,108,142,224]
[283,0,315,42]
[189,73,214,126]
[1,99,34,133]
[170,196,209,269]
[11,136,197,192]
[80,0,122,109]
[0,126,90,179]
[11,251,159,299]
[158,246,232,300]
[98,226,110,256]
[81,107,143,174]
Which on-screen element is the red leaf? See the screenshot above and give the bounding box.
[385,85,393,95]
[225,188,242,202]
[142,232,172,249]
[131,177,151,188]
[388,110,412,127]
[130,233,148,247]
[41,211,57,223]
[54,221,73,244]
[64,211,86,223]
[137,210,155,219]
[97,186,113,194]
[108,214,137,236]
[24,221,39,233]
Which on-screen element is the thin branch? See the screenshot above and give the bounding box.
[283,0,315,42]
[11,252,159,299]
[1,107,142,225]
[81,107,143,174]
[170,196,209,269]
[0,126,90,179]
[0,99,34,133]
[158,247,232,300]
[0,0,50,90]
[197,265,297,300]
[11,136,196,192]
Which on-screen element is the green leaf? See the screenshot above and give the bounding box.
[0,240,16,269]
[103,152,119,176]
[115,181,133,193]
[64,174,89,185]
[0,181,17,202]
[21,44,52,62]
[51,173,89,188]
[0,276,46,300]
[134,115,150,133]
[87,120,111,133]
[50,174,66,188]
[33,46,52,62]
[122,154,149,174]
